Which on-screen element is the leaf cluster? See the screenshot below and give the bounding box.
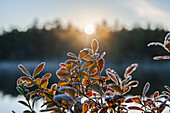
[16,38,170,113]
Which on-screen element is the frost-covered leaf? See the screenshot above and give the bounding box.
[18,64,31,77]
[108,84,121,94]
[97,58,104,74]
[33,62,45,78]
[124,63,138,78]
[90,74,100,79]
[128,80,139,87]
[88,63,97,75]
[164,85,170,91]
[42,73,51,79]
[58,81,68,87]
[67,52,77,58]
[79,49,89,60]
[131,96,142,104]
[143,82,150,97]
[56,70,68,77]
[128,106,144,111]
[81,61,93,69]
[53,94,74,102]
[18,100,29,107]
[92,39,99,54]
[58,86,76,98]
[83,54,93,60]
[106,72,118,84]
[154,91,159,99]
[153,55,170,60]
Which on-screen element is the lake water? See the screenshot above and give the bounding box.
[0,61,170,112]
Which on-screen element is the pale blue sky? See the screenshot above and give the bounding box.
[0,0,170,32]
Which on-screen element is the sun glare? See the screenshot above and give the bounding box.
[84,24,95,35]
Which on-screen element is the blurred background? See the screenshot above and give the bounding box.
[0,0,170,112]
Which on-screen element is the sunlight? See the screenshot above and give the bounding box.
[84,24,95,35]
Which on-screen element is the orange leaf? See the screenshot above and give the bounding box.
[108,84,122,94]
[18,76,32,83]
[18,64,31,77]
[88,63,97,75]
[67,52,77,58]
[79,49,89,60]
[81,61,93,69]
[51,83,57,91]
[66,63,71,72]
[90,74,100,79]
[124,63,138,78]
[99,106,109,113]
[123,85,131,95]
[56,70,68,77]
[97,58,104,74]
[65,59,78,65]
[83,54,93,61]
[82,103,89,112]
[33,62,45,78]
[40,79,48,89]
[58,81,68,87]
[42,73,51,79]
[132,97,142,104]
[59,63,66,67]
[91,39,99,54]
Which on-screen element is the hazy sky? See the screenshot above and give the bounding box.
[1,0,170,32]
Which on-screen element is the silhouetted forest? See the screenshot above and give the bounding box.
[0,20,169,63]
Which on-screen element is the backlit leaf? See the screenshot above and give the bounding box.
[18,64,31,77]
[99,106,109,113]
[59,63,66,67]
[123,85,131,95]
[125,98,133,103]
[90,74,100,79]
[83,54,93,60]
[89,63,97,75]
[106,72,118,84]
[92,39,99,54]
[51,83,58,91]
[56,70,68,77]
[128,106,144,111]
[40,79,48,89]
[42,73,51,79]
[81,61,93,69]
[67,52,77,58]
[17,76,33,84]
[97,58,104,74]
[36,78,41,86]
[58,81,68,87]
[79,49,89,60]
[143,82,150,97]
[82,103,89,112]
[33,62,45,78]
[65,59,78,65]
[40,107,61,112]
[108,84,122,94]
[66,63,71,72]
[153,55,170,60]
[124,63,138,78]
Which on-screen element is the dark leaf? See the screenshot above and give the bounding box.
[18,100,29,107]
[108,84,122,94]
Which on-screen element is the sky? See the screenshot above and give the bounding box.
[0,0,170,32]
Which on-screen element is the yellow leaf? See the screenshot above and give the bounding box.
[82,103,89,113]
[40,79,48,89]
[91,39,99,54]
[33,62,45,78]
[83,54,93,60]
[36,78,41,86]
[58,81,68,87]
[81,61,93,69]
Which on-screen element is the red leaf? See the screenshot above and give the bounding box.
[124,63,138,78]
[128,106,144,111]
[18,64,31,77]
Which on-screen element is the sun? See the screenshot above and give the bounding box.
[84,24,95,35]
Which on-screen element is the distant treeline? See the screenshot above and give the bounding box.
[0,20,169,62]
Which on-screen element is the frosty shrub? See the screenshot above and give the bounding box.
[16,35,170,113]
